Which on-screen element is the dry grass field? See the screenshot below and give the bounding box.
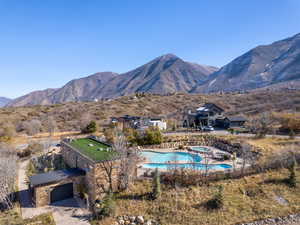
[94,169,300,225]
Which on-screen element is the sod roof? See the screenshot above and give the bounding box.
[69,138,117,162]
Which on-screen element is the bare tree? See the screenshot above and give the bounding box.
[0,144,18,210]
[80,112,92,131]
[96,160,115,194]
[251,112,275,138]
[114,131,139,191]
[22,119,42,136]
[95,129,139,194]
[45,116,58,137]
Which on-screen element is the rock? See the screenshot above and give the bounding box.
[129,216,136,222]
[136,216,144,224]
[119,219,125,225]
[145,220,152,225]
[130,223,136,225]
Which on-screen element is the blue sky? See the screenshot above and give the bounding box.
[0,0,299,98]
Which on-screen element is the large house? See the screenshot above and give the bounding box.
[184,103,225,128]
[29,137,126,208]
[183,103,247,129]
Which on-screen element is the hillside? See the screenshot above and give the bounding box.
[8,55,217,107]
[7,72,118,107]
[194,33,300,93]
[1,90,300,133]
[0,97,11,107]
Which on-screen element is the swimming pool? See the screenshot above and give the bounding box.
[190,146,210,152]
[141,151,202,163]
[142,163,232,170]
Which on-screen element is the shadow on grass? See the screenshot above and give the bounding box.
[262,178,294,187]
[192,199,222,211]
[117,192,152,201]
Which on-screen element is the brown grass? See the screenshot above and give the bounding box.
[1,90,300,134]
[97,169,300,225]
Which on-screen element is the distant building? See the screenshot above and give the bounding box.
[111,115,167,131]
[183,103,224,128]
[183,103,247,129]
[222,116,247,128]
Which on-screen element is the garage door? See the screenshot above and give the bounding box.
[50,183,73,203]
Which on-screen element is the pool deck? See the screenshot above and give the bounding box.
[138,146,245,175]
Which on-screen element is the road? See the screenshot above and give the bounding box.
[164,130,300,139]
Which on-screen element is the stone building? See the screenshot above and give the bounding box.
[30,137,122,208]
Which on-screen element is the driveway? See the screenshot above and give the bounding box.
[18,160,91,225]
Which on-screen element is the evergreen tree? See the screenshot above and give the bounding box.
[82,120,97,134]
[287,156,297,188]
[152,169,161,200]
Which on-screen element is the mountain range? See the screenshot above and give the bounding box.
[0,97,11,107]
[6,33,300,107]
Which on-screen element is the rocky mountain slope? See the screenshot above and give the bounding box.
[7,72,118,107]
[194,33,300,93]
[96,54,217,98]
[7,33,300,107]
[8,54,217,106]
[0,97,11,107]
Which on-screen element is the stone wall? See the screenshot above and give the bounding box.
[238,213,300,225]
[142,135,260,158]
[61,141,122,208]
[34,176,84,207]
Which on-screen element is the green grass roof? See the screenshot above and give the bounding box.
[70,138,117,162]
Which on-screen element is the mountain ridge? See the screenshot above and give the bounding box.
[7,54,218,107]
[0,97,12,107]
[6,33,300,107]
[193,32,300,93]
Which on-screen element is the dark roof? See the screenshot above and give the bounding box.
[30,168,86,187]
[226,116,247,122]
[203,103,225,112]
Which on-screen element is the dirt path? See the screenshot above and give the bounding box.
[18,159,91,225]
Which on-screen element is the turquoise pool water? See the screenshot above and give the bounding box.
[141,151,232,170]
[143,163,232,170]
[141,151,202,163]
[191,146,210,152]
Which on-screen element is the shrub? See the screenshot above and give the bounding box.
[17,148,32,158]
[206,185,224,210]
[81,120,97,134]
[128,126,163,146]
[94,193,116,219]
[287,157,297,188]
[152,169,161,200]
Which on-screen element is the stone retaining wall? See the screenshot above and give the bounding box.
[238,213,300,225]
[142,135,260,158]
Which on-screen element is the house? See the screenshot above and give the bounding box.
[184,103,225,128]
[29,137,126,209]
[222,116,247,128]
[111,115,141,130]
[141,118,167,130]
[111,115,167,130]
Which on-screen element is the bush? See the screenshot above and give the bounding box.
[287,157,297,188]
[17,148,32,158]
[206,185,224,210]
[94,193,116,219]
[81,120,97,134]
